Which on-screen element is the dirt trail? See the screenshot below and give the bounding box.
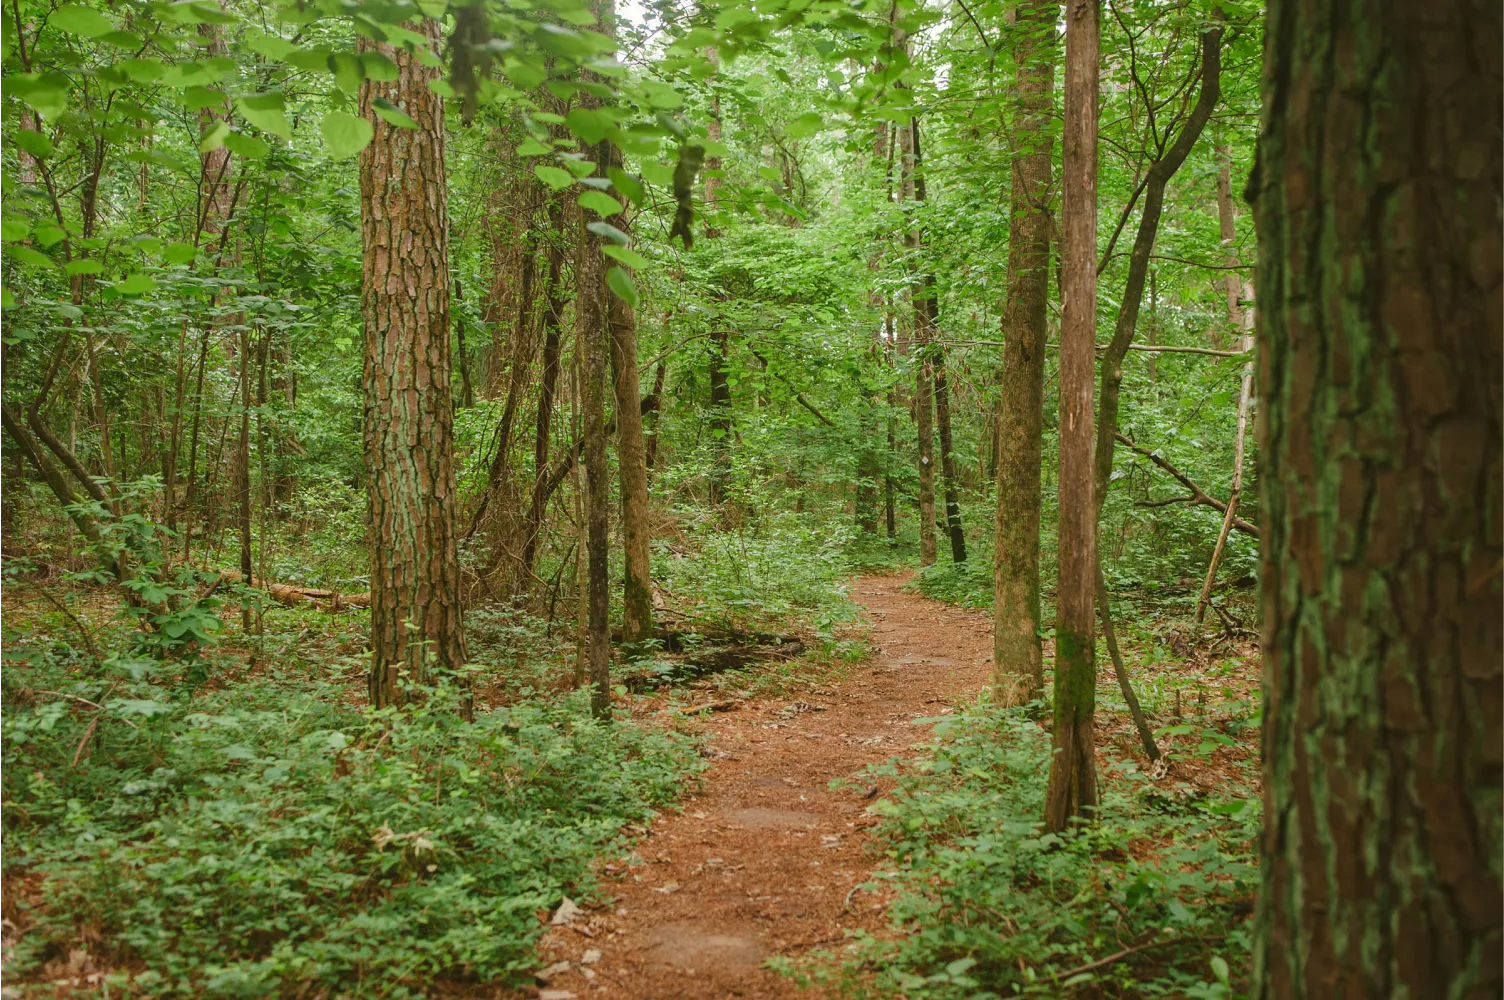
[530,573,993,1000]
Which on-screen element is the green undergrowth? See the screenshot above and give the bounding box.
[798,703,1258,998]
[2,629,702,997]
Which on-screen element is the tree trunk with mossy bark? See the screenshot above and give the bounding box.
[1251,1,1502,994]
[992,0,1057,706]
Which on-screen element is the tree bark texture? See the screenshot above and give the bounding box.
[1044,0,1099,833]
[1251,2,1501,995]
[359,19,468,709]
[605,145,654,649]
[899,114,937,567]
[992,0,1056,706]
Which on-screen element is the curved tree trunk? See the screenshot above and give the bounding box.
[359,18,468,710]
[1251,2,1502,995]
[992,0,1057,706]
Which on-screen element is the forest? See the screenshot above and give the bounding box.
[0,0,1498,995]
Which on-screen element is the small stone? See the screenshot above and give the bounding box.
[581,949,602,965]
[551,897,584,926]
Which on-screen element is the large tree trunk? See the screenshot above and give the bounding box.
[1250,2,1502,995]
[993,0,1057,705]
[359,18,468,709]
[1044,0,1099,833]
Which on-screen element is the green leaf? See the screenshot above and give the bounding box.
[6,245,54,267]
[641,80,683,110]
[1,288,14,308]
[12,130,52,158]
[785,111,823,138]
[561,156,596,178]
[285,48,333,72]
[503,58,545,91]
[372,97,418,129]
[556,7,596,25]
[198,120,230,152]
[31,224,64,247]
[99,30,139,48]
[224,131,270,159]
[8,72,71,120]
[1210,956,1230,985]
[640,160,674,187]
[246,32,297,60]
[607,167,645,206]
[360,51,399,81]
[162,243,197,264]
[320,111,373,160]
[516,138,551,156]
[118,58,166,82]
[235,95,292,139]
[577,191,623,217]
[564,107,611,144]
[1,219,31,242]
[65,258,102,275]
[587,221,628,245]
[330,52,364,95]
[606,266,638,307]
[182,85,228,110]
[533,165,574,190]
[602,244,649,269]
[51,4,114,37]
[113,273,156,295]
[427,78,455,98]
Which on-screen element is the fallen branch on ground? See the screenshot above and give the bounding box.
[1115,432,1259,538]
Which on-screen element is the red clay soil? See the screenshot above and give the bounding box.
[524,573,994,1000]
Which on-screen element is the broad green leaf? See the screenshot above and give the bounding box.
[320,111,373,159]
[556,7,596,25]
[286,48,333,72]
[182,86,228,110]
[51,4,114,37]
[246,33,297,60]
[533,165,574,190]
[578,191,623,217]
[198,120,230,152]
[8,72,71,119]
[162,242,197,264]
[99,29,140,48]
[714,7,757,30]
[330,52,364,95]
[607,167,644,205]
[118,58,166,82]
[602,244,649,269]
[1,288,14,308]
[427,78,455,98]
[13,130,54,158]
[587,221,628,245]
[65,258,103,275]
[564,107,611,144]
[32,224,65,247]
[516,138,551,156]
[641,80,683,110]
[360,51,399,81]
[1,219,31,242]
[113,273,156,295]
[503,58,545,91]
[560,156,596,177]
[640,161,674,187]
[785,111,822,138]
[236,96,292,139]
[606,266,638,307]
[6,245,54,267]
[372,97,418,129]
[224,131,270,159]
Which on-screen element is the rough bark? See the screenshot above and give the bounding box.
[520,202,568,587]
[992,0,1056,706]
[1044,0,1099,833]
[1250,2,1502,995]
[359,18,468,709]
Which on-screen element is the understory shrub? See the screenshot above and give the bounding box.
[827,703,1257,998]
[3,650,700,997]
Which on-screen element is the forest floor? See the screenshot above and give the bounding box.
[517,572,993,1000]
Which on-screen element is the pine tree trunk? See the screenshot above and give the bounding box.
[359,18,468,709]
[1044,0,1100,833]
[1251,2,1502,994]
[993,0,1057,706]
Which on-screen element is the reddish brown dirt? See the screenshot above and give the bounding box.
[527,573,993,1000]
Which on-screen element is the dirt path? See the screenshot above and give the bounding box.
[529,573,993,1000]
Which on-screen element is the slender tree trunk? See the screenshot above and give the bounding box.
[605,147,653,649]
[1044,0,1100,833]
[899,116,937,566]
[454,280,475,410]
[520,202,567,587]
[235,325,253,628]
[574,100,612,719]
[644,361,666,471]
[1194,357,1252,622]
[359,18,468,709]
[993,0,1057,706]
[1252,6,1501,994]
